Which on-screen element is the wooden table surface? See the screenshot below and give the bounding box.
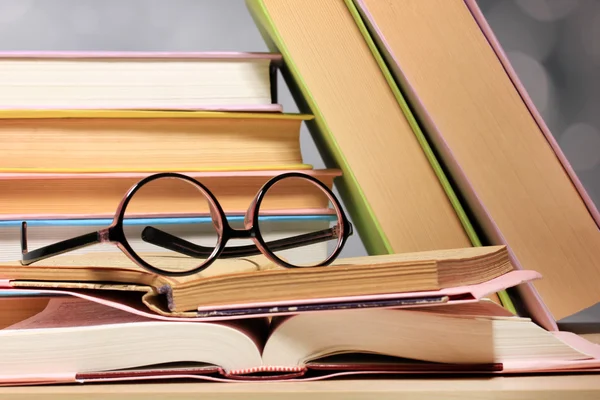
[0,375,599,400]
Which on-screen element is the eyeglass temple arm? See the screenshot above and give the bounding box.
[20,222,101,266]
[141,223,352,259]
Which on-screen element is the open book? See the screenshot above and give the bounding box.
[1,293,599,385]
[0,246,513,314]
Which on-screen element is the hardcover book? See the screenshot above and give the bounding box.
[0,52,282,111]
[0,215,335,263]
[352,0,600,329]
[0,110,311,173]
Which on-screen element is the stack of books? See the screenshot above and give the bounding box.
[0,0,598,386]
[0,52,340,266]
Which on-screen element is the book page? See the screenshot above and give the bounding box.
[6,297,152,330]
[3,295,270,351]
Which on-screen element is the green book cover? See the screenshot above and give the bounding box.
[246,0,515,312]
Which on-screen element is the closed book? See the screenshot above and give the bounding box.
[0,52,281,111]
[353,0,600,328]
[0,110,311,172]
[0,215,334,263]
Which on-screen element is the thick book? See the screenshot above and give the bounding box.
[0,246,514,315]
[0,169,339,218]
[0,52,281,111]
[0,110,311,172]
[0,291,598,385]
[352,0,600,329]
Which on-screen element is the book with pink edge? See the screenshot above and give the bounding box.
[0,52,282,111]
[462,0,600,332]
[0,269,599,386]
[351,0,600,332]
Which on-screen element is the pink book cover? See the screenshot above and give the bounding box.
[0,51,283,112]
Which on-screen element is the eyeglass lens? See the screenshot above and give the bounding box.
[122,176,220,274]
[256,176,342,267]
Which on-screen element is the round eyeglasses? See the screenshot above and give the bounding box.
[20,172,353,276]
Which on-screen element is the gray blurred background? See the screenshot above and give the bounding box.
[0,0,597,259]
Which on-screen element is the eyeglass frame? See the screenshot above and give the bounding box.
[20,172,354,277]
